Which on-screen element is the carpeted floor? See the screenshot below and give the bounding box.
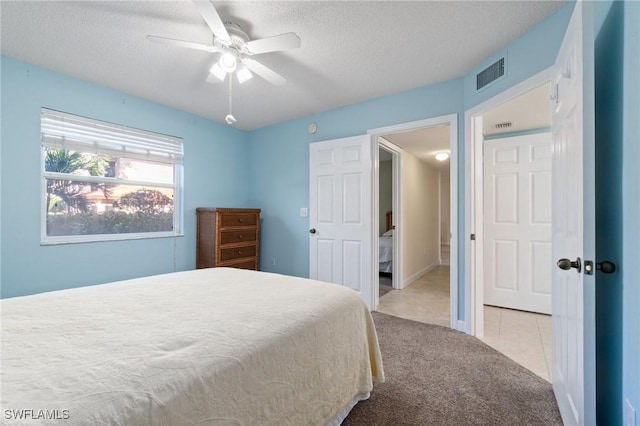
[343,312,562,426]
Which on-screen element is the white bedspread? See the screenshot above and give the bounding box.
[1,268,384,425]
[379,235,393,263]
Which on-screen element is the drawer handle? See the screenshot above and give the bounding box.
[237,250,243,255]
[238,218,243,223]
[238,235,244,239]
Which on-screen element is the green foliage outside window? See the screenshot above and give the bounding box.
[45,149,174,236]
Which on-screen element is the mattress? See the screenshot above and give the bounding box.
[379,235,393,263]
[0,268,384,425]
[379,261,392,273]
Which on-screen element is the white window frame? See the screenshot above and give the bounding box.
[40,108,184,245]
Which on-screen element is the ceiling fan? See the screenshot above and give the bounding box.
[146,1,301,124]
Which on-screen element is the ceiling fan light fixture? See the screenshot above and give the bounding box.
[435,152,450,161]
[209,62,227,81]
[236,64,253,83]
[218,51,237,73]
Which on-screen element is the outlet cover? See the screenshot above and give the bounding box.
[300,208,308,217]
[626,398,637,426]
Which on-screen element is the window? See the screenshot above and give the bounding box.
[41,108,183,244]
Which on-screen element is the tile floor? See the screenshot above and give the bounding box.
[376,265,451,327]
[376,263,553,382]
[480,306,552,382]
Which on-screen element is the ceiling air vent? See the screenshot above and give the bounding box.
[476,57,505,91]
[495,121,512,129]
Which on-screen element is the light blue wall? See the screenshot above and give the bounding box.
[0,54,3,293]
[463,3,574,110]
[622,0,640,420]
[248,79,464,280]
[0,56,251,298]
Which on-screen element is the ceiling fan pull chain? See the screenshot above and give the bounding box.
[228,76,233,115]
[225,74,237,125]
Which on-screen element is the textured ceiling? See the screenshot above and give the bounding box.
[384,125,451,171]
[0,1,565,130]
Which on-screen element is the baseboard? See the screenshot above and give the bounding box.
[457,320,466,332]
[401,260,439,289]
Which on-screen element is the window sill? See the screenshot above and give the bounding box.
[41,232,184,246]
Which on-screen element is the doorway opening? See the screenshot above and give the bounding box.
[369,114,458,330]
[466,68,554,381]
[377,144,397,294]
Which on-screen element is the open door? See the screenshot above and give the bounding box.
[551,1,596,424]
[483,133,553,314]
[309,135,373,309]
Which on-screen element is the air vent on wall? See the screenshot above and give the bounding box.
[495,121,512,129]
[476,57,505,91]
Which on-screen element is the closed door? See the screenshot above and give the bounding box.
[309,135,372,309]
[483,133,552,314]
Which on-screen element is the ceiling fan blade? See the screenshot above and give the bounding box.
[146,35,217,53]
[192,0,230,42]
[242,58,286,86]
[206,73,223,84]
[245,32,301,55]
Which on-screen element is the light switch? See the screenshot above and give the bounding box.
[300,208,308,217]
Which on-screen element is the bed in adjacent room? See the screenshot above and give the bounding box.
[0,268,384,425]
[379,210,393,273]
[379,230,393,273]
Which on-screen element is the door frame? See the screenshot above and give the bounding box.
[464,67,553,336]
[376,138,403,292]
[369,113,459,330]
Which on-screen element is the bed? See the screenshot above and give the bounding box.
[379,210,393,273]
[0,267,384,425]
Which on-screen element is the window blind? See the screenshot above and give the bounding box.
[41,108,183,163]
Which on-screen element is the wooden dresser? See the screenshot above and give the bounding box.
[196,208,261,270]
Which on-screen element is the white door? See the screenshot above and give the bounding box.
[483,133,552,314]
[551,1,595,424]
[309,135,372,309]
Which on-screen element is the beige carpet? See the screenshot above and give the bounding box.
[343,312,562,425]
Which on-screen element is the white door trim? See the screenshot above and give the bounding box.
[377,137,403,291]
[368,114,459,330]
[464,67,553,336]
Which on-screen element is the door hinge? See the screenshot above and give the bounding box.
[470,233,476,241]
[550,83,559,103]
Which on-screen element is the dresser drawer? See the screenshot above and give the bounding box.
[220,259,258,270]
[219,230,258,245]
[220,213,258,228]
[219,245,257,262]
